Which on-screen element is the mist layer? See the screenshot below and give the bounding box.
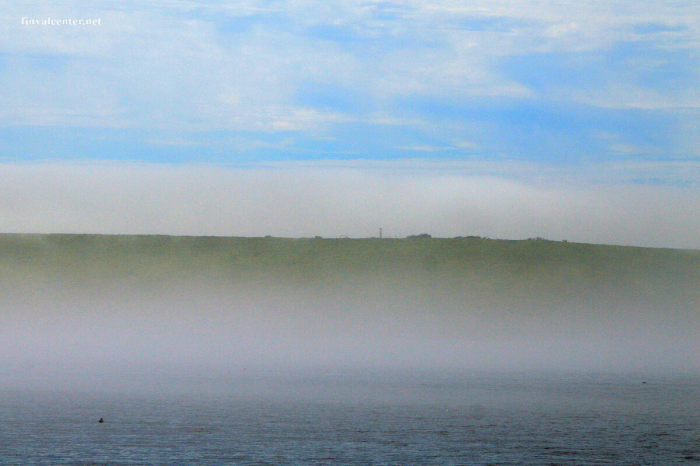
[2,234,698,393]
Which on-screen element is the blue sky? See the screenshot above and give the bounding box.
[1,0,699,244]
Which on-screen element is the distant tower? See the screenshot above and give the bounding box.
[379,228,383,239]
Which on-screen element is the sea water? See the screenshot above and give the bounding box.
[1,371,699,465]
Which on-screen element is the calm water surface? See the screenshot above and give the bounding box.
[1,372,699,465]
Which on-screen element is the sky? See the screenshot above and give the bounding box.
[2,0,700,247]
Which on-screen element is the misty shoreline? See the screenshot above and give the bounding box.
[2,233,699,392]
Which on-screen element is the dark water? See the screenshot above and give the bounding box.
[1,372,699,465]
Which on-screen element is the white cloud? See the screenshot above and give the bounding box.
[2,0,697,133]
[395,145,454,152]
[0,161,698,248]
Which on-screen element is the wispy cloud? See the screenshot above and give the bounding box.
[0,0,698,192]
[3,0,697,126]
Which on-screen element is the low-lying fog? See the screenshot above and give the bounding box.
[2,272,698,395]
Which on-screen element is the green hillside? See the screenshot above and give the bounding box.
[1,233,698,313]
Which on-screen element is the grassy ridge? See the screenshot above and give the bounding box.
[1,233,698,313]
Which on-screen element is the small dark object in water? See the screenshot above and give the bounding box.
[98,418,104,423]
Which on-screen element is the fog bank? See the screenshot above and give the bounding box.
[1,235,698,393]
[1,162,699,248]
